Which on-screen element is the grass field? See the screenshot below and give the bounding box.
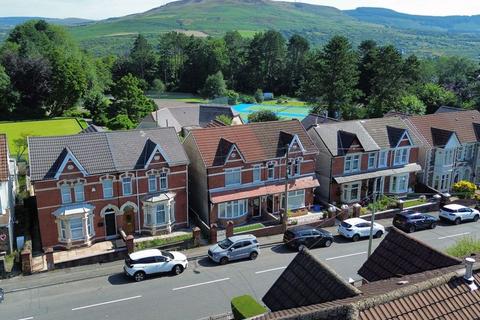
[0,118,86,157]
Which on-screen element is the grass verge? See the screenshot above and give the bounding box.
[234,223,265,234]
[135,233,193,250]
[404,198,427,208]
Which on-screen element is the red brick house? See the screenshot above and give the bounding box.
[308,117,422,205]
[183,120,319,227]
[28,128,189,250]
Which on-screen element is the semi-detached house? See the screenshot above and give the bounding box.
[183,120,319,227]
[0,134,17,253]
[28,128,189,250]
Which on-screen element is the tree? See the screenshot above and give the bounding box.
[83,91,110,126]
[109,74,156,125]
[223,31,248,91]
[201,71,227,99]
[158,32,190,89]
[226,90,239,105]
[436,56,477,102]
[107,114,135,130]
[254,89,264,103]
[283,34,310,95]
[417,83,457,114]
[452,180,476,199]
[0,64,18,119]
[248,110,279,122]
[395,94,426,115]
[129,34,157,84]
[13,132,32,161]
[151,79,166,93]
[357,40,378,103]
[216,114,232,125]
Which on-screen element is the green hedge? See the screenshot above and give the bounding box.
[135,234,192,250]
[231,295,267,320]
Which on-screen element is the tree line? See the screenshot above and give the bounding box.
[1,20,479,129]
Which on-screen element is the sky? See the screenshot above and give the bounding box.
[1,0,480,20]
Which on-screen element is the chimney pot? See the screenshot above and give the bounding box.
[464,257,476,282]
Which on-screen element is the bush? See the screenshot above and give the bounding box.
[452,180,476,199]
[367,196,396,212]
[106,114,135,130]
[151,79,166,93]
[254,89,264,103]
[201,71,227,99]
[231,295,267,320]
[135,234,193,250]
[226,90,239,105]
[216,114,232,125]
[239,94,256,104]
[63,108,91,118]
[248,110,279,123]
[446,236,480,257]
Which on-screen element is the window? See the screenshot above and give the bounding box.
[368,153,376,169]
[60,184,72,204]
[60,220,67,239]
[225,168,241,186]
[253,165,261,182]
[267,162,275,180]
[294,158,302,176]
[287,189,305,210]
[444,148,454,165]
[465,145,474,161]
[391,174,409,193]
[70,218,84,240]
[378,150,388,168]
[102,179,113,198]
[394,148,410,165]
[156,203,166,225]
[344,155,360,173]
[457,146,465,161]
[74,183,84,202]
[159,172,168,190]
[122,177,132,195]
[342,182,361,203]
[87,215,94,236]
[148,175,157,193]
[218,200,247,219]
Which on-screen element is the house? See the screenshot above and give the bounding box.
[404,110,480,192]
[137,104,243,135]
[0,134,17,253]
[307,117,421,205]
[27,128,189,250]
[300,113,339,131]
[256,228,478,320]
[183,120,319,227]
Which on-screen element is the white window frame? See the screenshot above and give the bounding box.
[122,177,133,195]
[253,165,261,182]
[60,220,67,240]
[159,172,168,191]
[74,183,85,203]
[218,200,247,219]
[444,148,454,166]
[394,147,410,166]
[342,182,361,203]
[148,174,157,193]
[368,153,377,169]
[155,203,166,225]
[390,174,409,193]
[70,217,84,240]
[378,150,388,168]
[287,189,305,210]
[344,154,360,174]
[60,184,72,204]
[294,157,302,176]
[267,162,276,180]
[225,168,242,186]
[102,179,113,199]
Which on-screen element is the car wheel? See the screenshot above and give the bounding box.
[408,225,416,233]
[375,231,383,238]
[219,257,229,265]
[430,222,437,229]
[297,244,306,252]
[324,239,332,247]
[474,215,479,222]
[454,218,461,225]
[134,271,146,282]
[249,252,258,260]
[352,234,360,242]
[172,264,184,275]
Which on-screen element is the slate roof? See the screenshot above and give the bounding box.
[189,120,318,168]
[358,227,461,282]
[0,134,9,181]
[359,117,419,148]
[262,248,361,312]
[301,113,339,130]
[435,105,467,113]
[405,110,480,147]
[28,127,189,181]
[80,124,105,134]
[308,121,379,156]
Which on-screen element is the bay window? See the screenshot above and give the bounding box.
[225,168,241,186]
[102,179,113,198]
[390,174,409,193]
[287,189,305,210]
[143,196,176,227]
[218,200,247,219]
[342,182,361,203]
[70,218,84,240]
[344,154,360,174]
[60,220,67,239]
[155,203,166,225]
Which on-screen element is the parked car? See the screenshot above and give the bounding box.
[124,249,188,282]
[283,225,333,250]
[338,218,385,242]
[439,204,480,224]
[393,210,438,233]
[208,234,259,265]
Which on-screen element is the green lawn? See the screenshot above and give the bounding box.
[0,118,86,157]
[234,223,265,234]
[404,198,427,208]
[135,233,193,250]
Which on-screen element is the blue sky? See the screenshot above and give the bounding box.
[1,0,480,20]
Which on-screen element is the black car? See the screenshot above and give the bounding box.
[283,225,333,250]
[393,210,438,233]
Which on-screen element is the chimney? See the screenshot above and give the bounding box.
[464,257,475,283]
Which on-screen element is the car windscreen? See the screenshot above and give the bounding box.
[218,238,233,249]
[161,251,174,259]
[341,221,352,228]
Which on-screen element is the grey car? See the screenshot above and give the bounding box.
[207,234,259,265]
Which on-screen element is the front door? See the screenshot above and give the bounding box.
[252,198,261,217]
[105,213,117,239]
[267,195,274,213]
[123,207,136,235]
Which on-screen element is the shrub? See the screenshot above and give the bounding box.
[106,114,135,130]
[367,196,396,212]
[201,71,227,99]
[254,89,264,103]
[63,108,91,118]
[452,180,476,199]
[151,79,166,93]
[446,236,480,257]
[226,90,239,105]
[248,110,279,123]
[239,94,256,104]
[231,295,267,320]
[135,234,193,250]
[216,114,232,125]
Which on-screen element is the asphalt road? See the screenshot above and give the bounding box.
[2,217,480,320]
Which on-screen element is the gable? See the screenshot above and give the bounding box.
[225,144,245,163]
[138,139,171,169]
[445,132,461,149]
[338,131,365,156]
[52,148,88,179]
[288,134,306,154]
[396,130,413,147]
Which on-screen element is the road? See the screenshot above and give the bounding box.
[1,217,480,320]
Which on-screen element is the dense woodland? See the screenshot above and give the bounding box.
[1,20,480,129]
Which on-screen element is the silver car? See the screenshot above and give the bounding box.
[208,234,259,265]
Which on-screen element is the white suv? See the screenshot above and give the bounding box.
[338,217,385,242]
[124,249,188,282]
[439,204,480,225]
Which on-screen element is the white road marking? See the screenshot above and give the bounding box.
[438,232,470,240]
[255,266,287,274]
[325,251,367,261]
[172,278,230,291]
[71,295,142,311]
[17,317,34,320]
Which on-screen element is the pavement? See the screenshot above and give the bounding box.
[1,212,480,320]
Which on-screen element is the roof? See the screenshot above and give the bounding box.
[431,127,455,147]
[358,227,461,282]
[262,248,361,312]
[189,120,318,168]
[359,117,420,148]
[129,248,162,260]
[435,105,467,113]
[0,134,8,181]
[333,163,422,184]
[301,113,339,130]
[80,124,106,134]
[343,217,369,225]
[443,203,468,210]
[405,110,480,147]
[308,121,379,156]
[227,234,257,242]
[28,127,189,181]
